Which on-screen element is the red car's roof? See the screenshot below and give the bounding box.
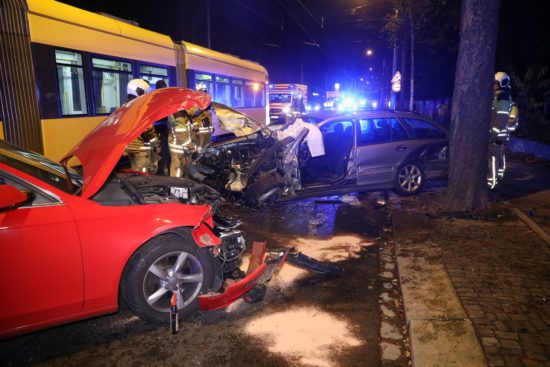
[61,88,211,199]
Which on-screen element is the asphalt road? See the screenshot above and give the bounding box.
[3,154,542,367]
[0,194,394,367]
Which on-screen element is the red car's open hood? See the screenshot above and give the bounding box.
[61,88,211,199]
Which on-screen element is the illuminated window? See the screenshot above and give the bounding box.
[257,83,266,107]
[91,57,133,114]
[139,64,169,88]
[55,50,87,116]
[244,81,265,108]
[214,76,230,105]
[194,73,213,95]
[231,79,244,108]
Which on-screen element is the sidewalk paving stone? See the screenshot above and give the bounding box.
[391,188,550,367]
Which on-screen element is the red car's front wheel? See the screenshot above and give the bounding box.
[122,232,216,323]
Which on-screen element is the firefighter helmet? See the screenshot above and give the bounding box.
[494,72,511,89]
[127,78,151,97]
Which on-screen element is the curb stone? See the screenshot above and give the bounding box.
[390,197,487,367]
[378,239,411,366]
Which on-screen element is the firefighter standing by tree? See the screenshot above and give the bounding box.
[124,79,160,173]
[488,72,519,188]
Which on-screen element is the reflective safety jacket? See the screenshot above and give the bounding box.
[168,116,194,154]
[491,89,515,143]
[125,126,159,153]
[508,103,519,132]
[192,110,213,150]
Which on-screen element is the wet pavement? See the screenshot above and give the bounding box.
[3,154,545,366]
[0,195,410,367]
[392,154,550,367]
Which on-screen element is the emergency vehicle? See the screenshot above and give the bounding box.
[268,84,308,125]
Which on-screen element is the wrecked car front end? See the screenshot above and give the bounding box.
[190,118,307,206]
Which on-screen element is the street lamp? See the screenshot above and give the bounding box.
[366,49,373,56]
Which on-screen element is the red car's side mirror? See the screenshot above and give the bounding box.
[0,184,28,210]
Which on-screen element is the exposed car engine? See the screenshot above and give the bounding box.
[190,131,296,205]
[91,172,222,209]
[192,132,275,191]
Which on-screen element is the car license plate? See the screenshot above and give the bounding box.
[170,187,189,199]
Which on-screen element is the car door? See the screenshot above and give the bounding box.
[0,170,83,335]
[318,118,355,176]
[355,117,412,185]
[397,117,448,173]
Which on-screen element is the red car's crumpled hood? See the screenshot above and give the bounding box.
[61,88,211,199]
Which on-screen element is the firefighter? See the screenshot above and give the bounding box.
[124,79,160,174]
[168,109,194,177]
[168,104,214,177]
[192,108,214,151]
[192,85,214,151]
[488,72,517,188]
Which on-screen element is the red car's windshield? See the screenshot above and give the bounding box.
[0,141,81,194]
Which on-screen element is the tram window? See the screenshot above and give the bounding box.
[258,83,266,107]
[231,79,244,108]
[214,76,230,105]
[55,50,87,116]
[91,57,133,114]
[194,73,213,95]
[245,81,264,108]
[139,64,168,89]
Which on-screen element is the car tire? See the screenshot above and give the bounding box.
[122,231,216,323]
[394,162,424,196]
[243,172,285,206]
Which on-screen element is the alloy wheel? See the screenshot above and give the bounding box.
[398,164,422,193]
[142,251,204,312]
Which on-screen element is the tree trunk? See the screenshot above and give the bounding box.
[408,14,415,112]
[447,0,500,212]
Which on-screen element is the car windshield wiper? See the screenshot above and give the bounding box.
[116,173,145,204]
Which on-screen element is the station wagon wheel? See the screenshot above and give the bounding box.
[394,163,424,196]
[122,232,215,323]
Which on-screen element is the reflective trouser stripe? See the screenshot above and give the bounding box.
[488,156,497,189]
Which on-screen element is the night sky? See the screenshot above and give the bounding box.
[57,0,550,102]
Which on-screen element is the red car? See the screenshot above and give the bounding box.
[0,88,282,339]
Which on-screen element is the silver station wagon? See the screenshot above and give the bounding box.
[191,106,449,205]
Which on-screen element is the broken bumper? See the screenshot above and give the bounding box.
[197,242,344,311]
[198,247,289,311]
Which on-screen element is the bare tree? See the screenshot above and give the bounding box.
[383,0,455,111]
[447,0,500,212]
